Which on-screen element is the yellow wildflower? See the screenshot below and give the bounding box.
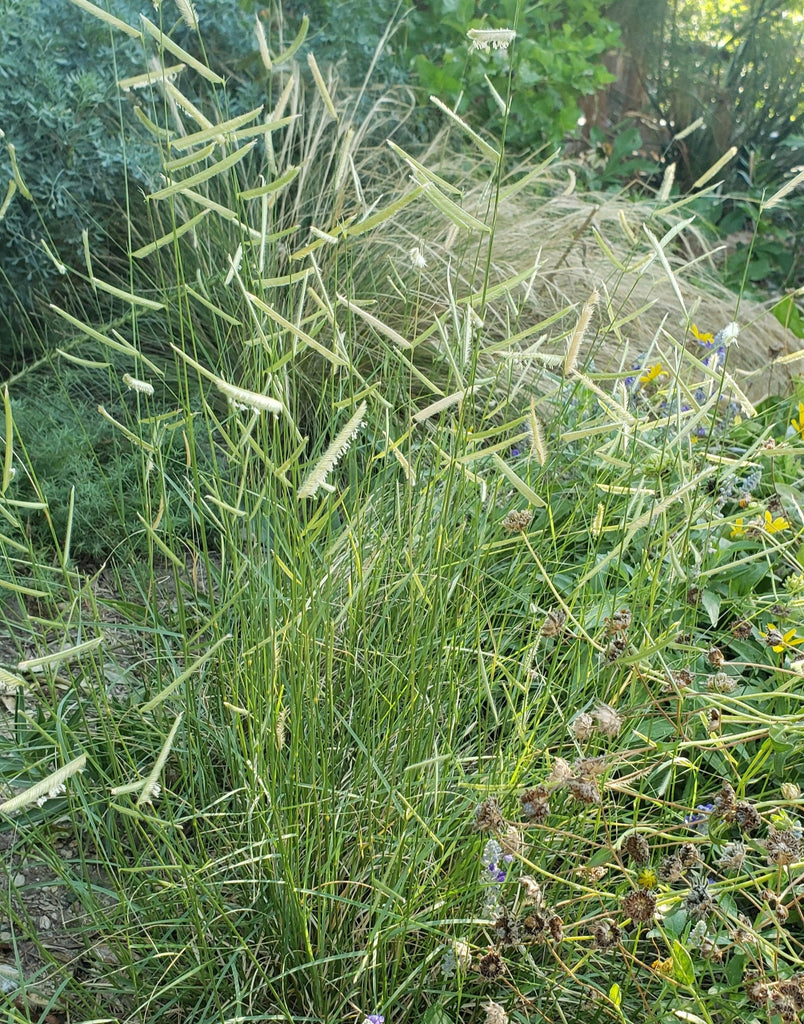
[691,323,715,345]
[651,957,674,976]
[764,510,789,534]
[762,624,804,653]
[730,519,745,538]
[639,363,664,385]
[637,867,658,889]
[793,402,804,439]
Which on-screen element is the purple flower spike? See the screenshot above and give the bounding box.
[366,1015,385,1024]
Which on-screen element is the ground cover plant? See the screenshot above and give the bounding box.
[1,4,804,1024]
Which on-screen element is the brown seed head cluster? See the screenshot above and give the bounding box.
[569,712,594,741]
[658,854,684,883]
[745,972,804,1022]
[730,619,752,639]
[478,950,506,980]
[605,634,629,662]
[541,608,566,637]
[706,645,725,667]
[590,919,621,950]
[622,832,650,865]
[502,508,534,533]
[713,782,737,818]
[621,887,657,925]
[606,608,632,633]
[716,841,747,872]
[474,797,505,833]
[483,1000,510,1024]
[734,800,762,835]
[520,787,550,823]
[766,827,803,867]
[679,842,698,868]
[593,704,623,738]
[684,879,714,921]
[707,671,737,693]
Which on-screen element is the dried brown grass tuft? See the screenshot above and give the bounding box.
[355,144,799,400]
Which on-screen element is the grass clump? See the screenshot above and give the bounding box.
[0,6,803,1024]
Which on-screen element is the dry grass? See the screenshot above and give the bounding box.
[346,143,801,401]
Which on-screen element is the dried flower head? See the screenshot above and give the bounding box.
[494,912,520,946]
[502,508,533,533]
[474,797,505,832]
[716,841,747,873]
[707,672,737,693]
[763,890,789,924]
[745,971,772,1006]
[499,824,524,858]
[521,911,548,942]
[570,712,594,742]
[679,842,699,868]
[713,781,737,818]
[622,832,650,865]
[518,875,543,906]
[766,827,802,866]
[658,854,684,883]
[707,707,722,731]
[781,782,801,800]
[684,879,714,921]
[706,646,725,667]
[575,865,607,883]
[548,757,573,784]
[621,888,657,925]
[731,619,753,639]
[576,755,607,777]
[672,668,693,689]
[735,800,762,835]
[478,950,506,980]
[591,918,621,950]
[605,634,629,662]
[568,776,601,805]
[607,608,632,633]
[483,1000,510,1024]
[541,608,566,637]
[548,914,564,942]
[593,704,623,738]
[520,787,550,823]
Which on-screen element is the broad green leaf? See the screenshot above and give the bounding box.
[672,940,695,986]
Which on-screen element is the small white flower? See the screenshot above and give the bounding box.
[409,246,427,269]
[467,27,516,53]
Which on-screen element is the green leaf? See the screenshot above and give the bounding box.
[672,940,696,986]
[725,951,747,988]
[609,983,622,1008]
[773,295,804,338]
[421,1006,454,1024]
[701,589,721,627]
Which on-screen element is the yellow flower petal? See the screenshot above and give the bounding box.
[691,323,714,344]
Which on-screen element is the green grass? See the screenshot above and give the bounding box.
[1,6,804,1024]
